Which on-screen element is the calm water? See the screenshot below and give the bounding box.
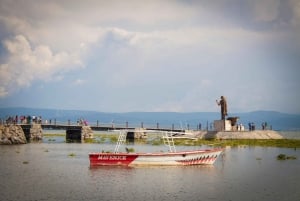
[0,140,300,201]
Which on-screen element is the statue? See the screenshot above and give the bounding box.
[216,96,228,120]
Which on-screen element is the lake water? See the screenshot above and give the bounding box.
[1,138,300,201]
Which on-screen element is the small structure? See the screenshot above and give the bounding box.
[66,126,94,142]
[214,120,232,131]
[66,127,82,142]
[30,123,43,140]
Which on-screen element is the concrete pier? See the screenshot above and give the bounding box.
[191,130,283,140]
[66,126,94,142]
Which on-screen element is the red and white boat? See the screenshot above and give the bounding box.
[89,130,223,167]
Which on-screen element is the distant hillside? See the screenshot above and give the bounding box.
[0,107,300,131]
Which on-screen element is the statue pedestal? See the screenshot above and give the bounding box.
[214,120,232,131]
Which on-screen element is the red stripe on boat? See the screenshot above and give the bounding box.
[89,153,139,166]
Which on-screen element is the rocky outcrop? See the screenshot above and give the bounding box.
[0,125,27,144]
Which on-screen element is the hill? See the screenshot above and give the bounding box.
[0,107,300,131]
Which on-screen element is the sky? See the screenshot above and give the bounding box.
[0,0,300,114]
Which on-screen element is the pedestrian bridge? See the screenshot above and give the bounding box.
[19,122,185,132]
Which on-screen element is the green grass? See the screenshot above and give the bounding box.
[84,138,94,143]
[44,133,65,137]
[213,139,300,148]
[148,138,300,148]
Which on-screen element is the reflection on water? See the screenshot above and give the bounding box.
[0,142,299,201]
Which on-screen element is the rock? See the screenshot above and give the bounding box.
[0,138,12,145]
[30,123,43,140]
[0,125,27,144]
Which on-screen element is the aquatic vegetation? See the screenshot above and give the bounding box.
[277,154,297,160]
[44,133,65,137]
[101,150,112,153]
[60,132,300,148]
[126,147,135,153]
[167,138,300,148]
[68,153,76,157]
[84,138,94,143]
[110,136,118,143]
[99,136,106,143]
[210,139,300,148]
[287,156,297,160]
[151,138,163,146]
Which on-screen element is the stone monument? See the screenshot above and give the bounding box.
[215,96,231,131]
[216,95,228,120]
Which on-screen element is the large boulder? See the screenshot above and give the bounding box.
[0,125,27,144]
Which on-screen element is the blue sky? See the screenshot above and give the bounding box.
[0,0,300,114]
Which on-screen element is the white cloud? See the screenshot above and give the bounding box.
[0,35,83,97]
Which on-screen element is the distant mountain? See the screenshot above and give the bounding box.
[0,107,300,131]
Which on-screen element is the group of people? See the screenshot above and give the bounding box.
[248,122,256,131]
[248,122,271,131]
[1,115,43,125]
[77,118,88,126]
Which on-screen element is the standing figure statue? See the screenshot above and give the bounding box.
[216,96,228,120]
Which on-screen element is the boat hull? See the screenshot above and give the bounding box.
[89,149,223,167]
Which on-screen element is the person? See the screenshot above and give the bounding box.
[248,122,252,131]
[216,96,228,120]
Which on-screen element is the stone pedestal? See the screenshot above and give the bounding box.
[214,120,232,131]
[134,128,147,139]
[81,126,94,141]
[30,123,43,140]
